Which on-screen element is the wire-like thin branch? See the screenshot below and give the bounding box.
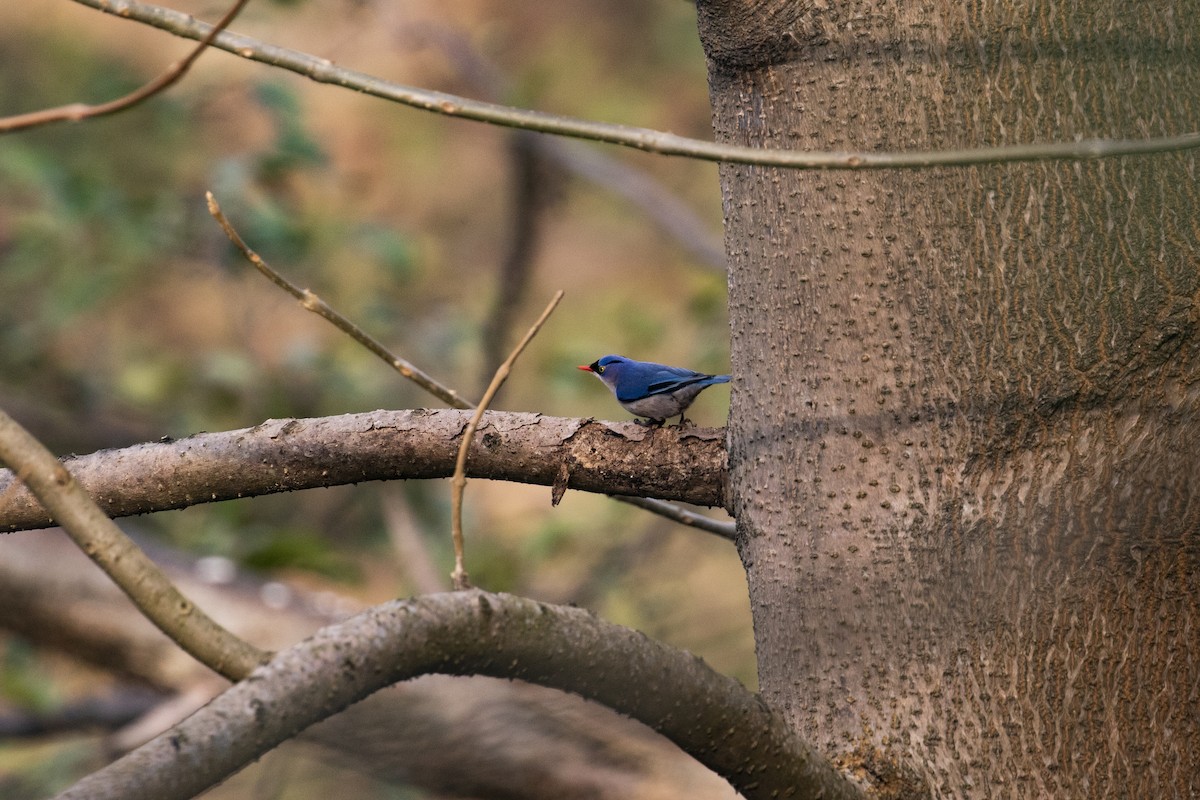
[0,0,248,134]
[612,496,736,541]
[53,591,864,800]
[0,408,268,680]
[207,192,473,409]
[71,0,1200,169]
[451,291,564,588]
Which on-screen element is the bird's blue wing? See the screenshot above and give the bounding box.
[615,363,712,402]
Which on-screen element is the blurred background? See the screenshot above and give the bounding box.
[0,0,748,796]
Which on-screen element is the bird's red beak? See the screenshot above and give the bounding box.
[577,364,594,372]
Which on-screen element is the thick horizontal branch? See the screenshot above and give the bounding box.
[72,0,1200,169]
[55,591,863,800]
[0,410,727,532]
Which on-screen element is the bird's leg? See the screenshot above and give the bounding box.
[676,414,691,427]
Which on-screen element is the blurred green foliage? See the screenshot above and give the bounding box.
[0,642,58,713]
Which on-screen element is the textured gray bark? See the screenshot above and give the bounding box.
[54,592,862,800]
[698,0,1200,796]
[0,533,737,800]
[0,410,727,532]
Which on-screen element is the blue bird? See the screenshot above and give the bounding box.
[578,355,730,426]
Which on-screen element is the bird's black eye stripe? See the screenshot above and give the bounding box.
[590,360,604,374]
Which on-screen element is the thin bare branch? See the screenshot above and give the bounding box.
[404,23,724,271]
[207,192,473,409]
[0,408,268,680]
[209,195,729,540]
[612,496,736,541]
[71,0,1200,169]
[0,0,248,134]
[53,591,864,800]
[451,291,564,588]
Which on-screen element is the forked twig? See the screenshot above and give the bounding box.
[450,291,564,589]
[0,0,250,134]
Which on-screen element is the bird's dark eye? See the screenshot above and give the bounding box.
[596,365,605,374]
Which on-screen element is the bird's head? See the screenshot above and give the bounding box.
[577,355,627,385]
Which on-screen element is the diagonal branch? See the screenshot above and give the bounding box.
[53,591,864,800]
[0,410,729,533]
[612,496,735,541]
[70,0,1200,169]
[0,408,268,679]
[207,193,473,410]
[0,0,248,134]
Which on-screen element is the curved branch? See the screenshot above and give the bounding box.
[54,591,863,800]
[0,410,728,532]
[0,0,248,134]
[450,292,565,588]
[71,0,1200,169]
[0,535,742,798]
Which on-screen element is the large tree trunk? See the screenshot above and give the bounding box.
[698,1,1200,796]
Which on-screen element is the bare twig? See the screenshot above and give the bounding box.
[70,0,1200,169]
[0,408,268,680]
[612,496,736,541]
[206,192,473,409]
[450,291,565,589]
[0,0,249,134]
